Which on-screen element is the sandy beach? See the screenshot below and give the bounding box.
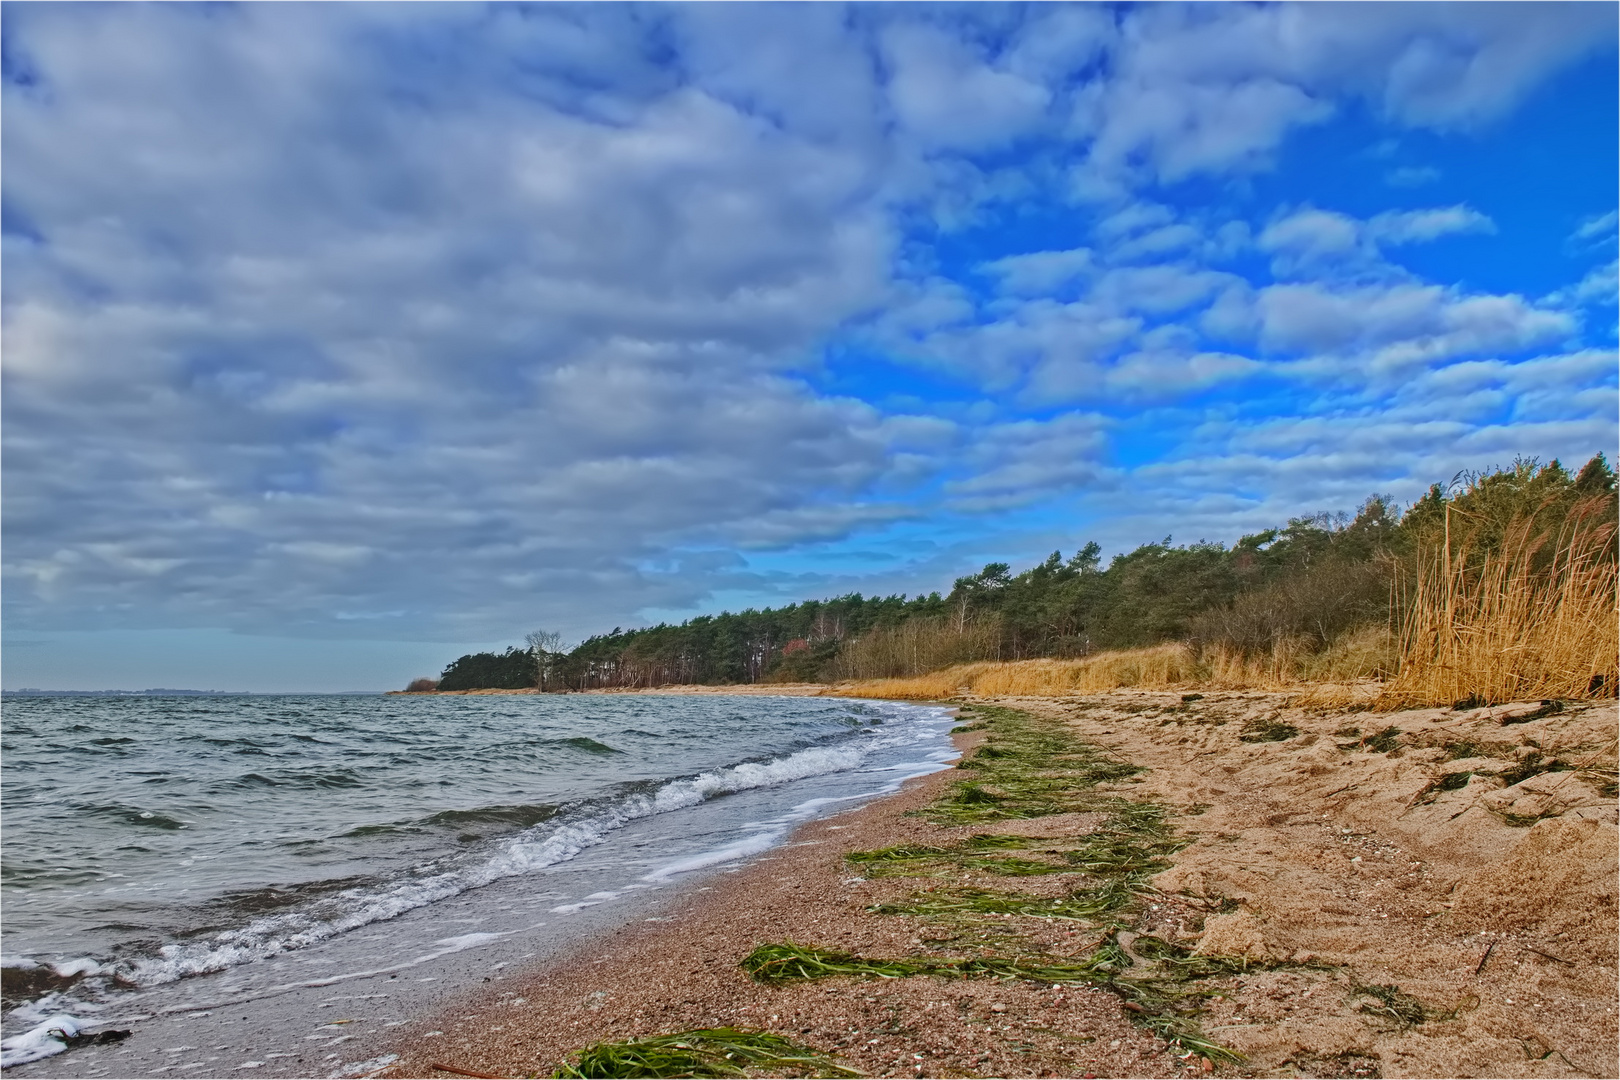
[379,690,1618,1080]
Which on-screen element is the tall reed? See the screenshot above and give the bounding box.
[1376,496,1618,708]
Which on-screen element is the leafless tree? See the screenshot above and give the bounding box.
[525,629,565,691]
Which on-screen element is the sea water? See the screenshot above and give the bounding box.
[0,693,957,1069]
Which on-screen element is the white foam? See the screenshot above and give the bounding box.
[643,830,782,881]
[52,957,105,979]
[0,1013,81,1068]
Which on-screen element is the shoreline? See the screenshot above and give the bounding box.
[379,690,1618,1080]
[3,695,958,1080]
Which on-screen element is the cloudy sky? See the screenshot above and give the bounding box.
[4,2,1616,691]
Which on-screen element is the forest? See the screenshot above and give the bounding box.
[425,454,1616,693]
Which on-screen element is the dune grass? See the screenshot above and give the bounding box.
[829,635,1399,701]
[833,643,1209,701]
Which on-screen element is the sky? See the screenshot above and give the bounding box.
[3,2,1616,692]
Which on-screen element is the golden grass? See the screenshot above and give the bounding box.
[1375,501,1618,709]
[831,643,1209,700]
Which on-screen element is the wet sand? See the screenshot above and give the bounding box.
[380,691,1618,1080]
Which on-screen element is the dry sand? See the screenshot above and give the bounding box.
[379,691,1618,1080]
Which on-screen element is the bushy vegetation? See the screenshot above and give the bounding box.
[426,455,1615,695]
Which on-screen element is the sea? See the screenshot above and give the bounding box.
[0,692,957,1073]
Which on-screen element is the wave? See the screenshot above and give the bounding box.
[545,736,624,755]
[421,803,562,830]
[114,739,881,987]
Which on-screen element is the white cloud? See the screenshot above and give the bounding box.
[1368,205,1495,244]
[1259,208,1365,273]
[1258,282,1575,369]
[882,22,1051,153]
[1259,203,1495,277]
[1384,165,1442,187]
[1061,2,1611,187]
[945,412,1113,511]
[979,248,1095,296]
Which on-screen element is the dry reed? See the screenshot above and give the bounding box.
[831,643,1206,700]
[1375,498,1618,708]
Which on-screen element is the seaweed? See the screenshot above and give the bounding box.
[1352,984,1432,1028]
[1500,700,1565,725]
[1496,750,1571,786]
[1239,718,1301,743]
[871,877,1140,922]
[1363,726,1403,753]
[825,706,1254,1067]
[1409,770,1475,807]
[923,705,1142,824]
[552,1028,857,1078]
[739,941,1247,1063]
[740,942,1118,986]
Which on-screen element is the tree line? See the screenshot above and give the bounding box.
[421,454,1616,692]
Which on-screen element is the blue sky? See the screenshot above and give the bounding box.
[3,2,1616,691]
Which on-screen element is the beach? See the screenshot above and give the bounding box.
[379,690,1618,1080]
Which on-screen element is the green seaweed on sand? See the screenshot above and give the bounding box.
[740,940,1249,1064]
[879,722,1190,926]
[845,843,953,866]
[1409,770,1475,806]
[869,879,1138,921]
[925,706,1141,824]
[551,1027,858,1078]
[742,941,1120,986]
[830,706,1251,1064]
[847,831,1079,878]
[957,854,1071,876]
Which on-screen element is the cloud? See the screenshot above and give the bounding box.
[1367,205,1496,244]
[1257,281,1573,369]
[979,248,1095,297]
[944,412,1114,511]
[1384,164,1442,187]
[881,22,1052,153]
[1,4,925,640]
[1259,203,1495,277]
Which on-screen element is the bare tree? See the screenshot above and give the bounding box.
[525,629,564,691]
